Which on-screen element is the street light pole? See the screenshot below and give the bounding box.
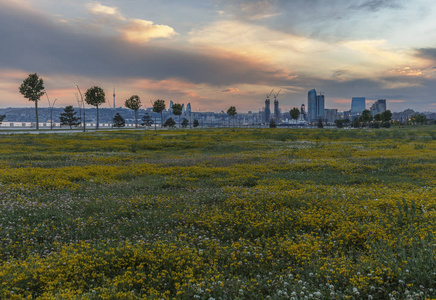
[45,91,57,129]
[76,85,86,132]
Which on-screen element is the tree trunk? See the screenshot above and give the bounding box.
[160,112,163,127]
[35,100,39,130]
[135,110,138,128]
[96,104,99,129]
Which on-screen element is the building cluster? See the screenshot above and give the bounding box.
[260,88,385,125]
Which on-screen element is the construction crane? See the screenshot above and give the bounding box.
[274,89,281,101]
[266,89,274,100]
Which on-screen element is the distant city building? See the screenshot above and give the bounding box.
[370,99,386,116]
[169,100,174,113]
[307,89,317,122]
[325,109,338,124]
[274,99,280,122]
[300,104,307,121]
[264,98,271,123]
[186,103,191,114]
[307,89,325,122]
[351,97,366,115]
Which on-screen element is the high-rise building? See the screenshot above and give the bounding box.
[186,103,191,114]
[316,94,325,121]
[307,89,325,122]
[307,89,317,122]
[274,99,280,121]
[265,99,271,123]
[351,97,365,115]
[300,104,307,121]
[325,109,338,124]
[169,100,174,113]
[370,99,386,116]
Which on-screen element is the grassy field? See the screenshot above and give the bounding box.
[0,127,435,299]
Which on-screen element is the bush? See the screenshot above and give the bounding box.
[163,117,176,128]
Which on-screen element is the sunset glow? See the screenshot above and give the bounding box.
[1,0,436,111]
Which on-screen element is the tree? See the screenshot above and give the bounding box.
[317,118,324,128]
[113,113,125,128]
[19,73,45,130]
[269,118,277,128]
[85,86,106,129]
[59,105,81,129]
[193,119,199,128]
[141,112,153,128]
[0,114,5,126]
[352,117,360,128]
[334,119,344,128]
[289,107,300,124]
[380,110,392,122]
[172,103,183,128]
[374,114,381,121]
[227,106,237,127]
[361,109,372,127]
[153,99,166,128]
[181,118,189,128]
[163,117,176,128]
[125,95,141,128]
[411,113,427,125]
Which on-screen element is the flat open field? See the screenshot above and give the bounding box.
[0,128,435,299]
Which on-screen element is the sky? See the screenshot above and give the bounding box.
[1,0,436,113]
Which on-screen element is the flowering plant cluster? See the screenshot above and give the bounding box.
[0,128,435,299]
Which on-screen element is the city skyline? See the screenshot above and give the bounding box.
[1,0,436,112]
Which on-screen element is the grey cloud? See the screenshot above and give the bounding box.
[0,2,286,86]
[416,48,436,60]
[349,0,402,11]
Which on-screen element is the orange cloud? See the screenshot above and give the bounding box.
[86,2,125,20]
[121,19,177,43]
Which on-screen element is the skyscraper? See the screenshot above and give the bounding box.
[307,89,317,122]
[274,99,280,122]
[316,94,325,121]
[351,97,365,115]
[265,99,271,123]
[307,89,325,122]
[370,99,386,116]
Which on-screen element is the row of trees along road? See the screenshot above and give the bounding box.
[18,73,397,130]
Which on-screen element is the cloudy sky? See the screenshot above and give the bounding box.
[1,0,436,112]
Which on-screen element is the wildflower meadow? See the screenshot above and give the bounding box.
[0,128,435,299]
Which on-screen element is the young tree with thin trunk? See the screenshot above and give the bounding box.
[227,106,237,127]
[19,73,45,130]
[153,99,166,127]
[85,86,106,129]
[125,95,142,128]
[172,103,183,128]
[290,107,300,125]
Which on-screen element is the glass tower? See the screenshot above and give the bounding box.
[351,97,365,115]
